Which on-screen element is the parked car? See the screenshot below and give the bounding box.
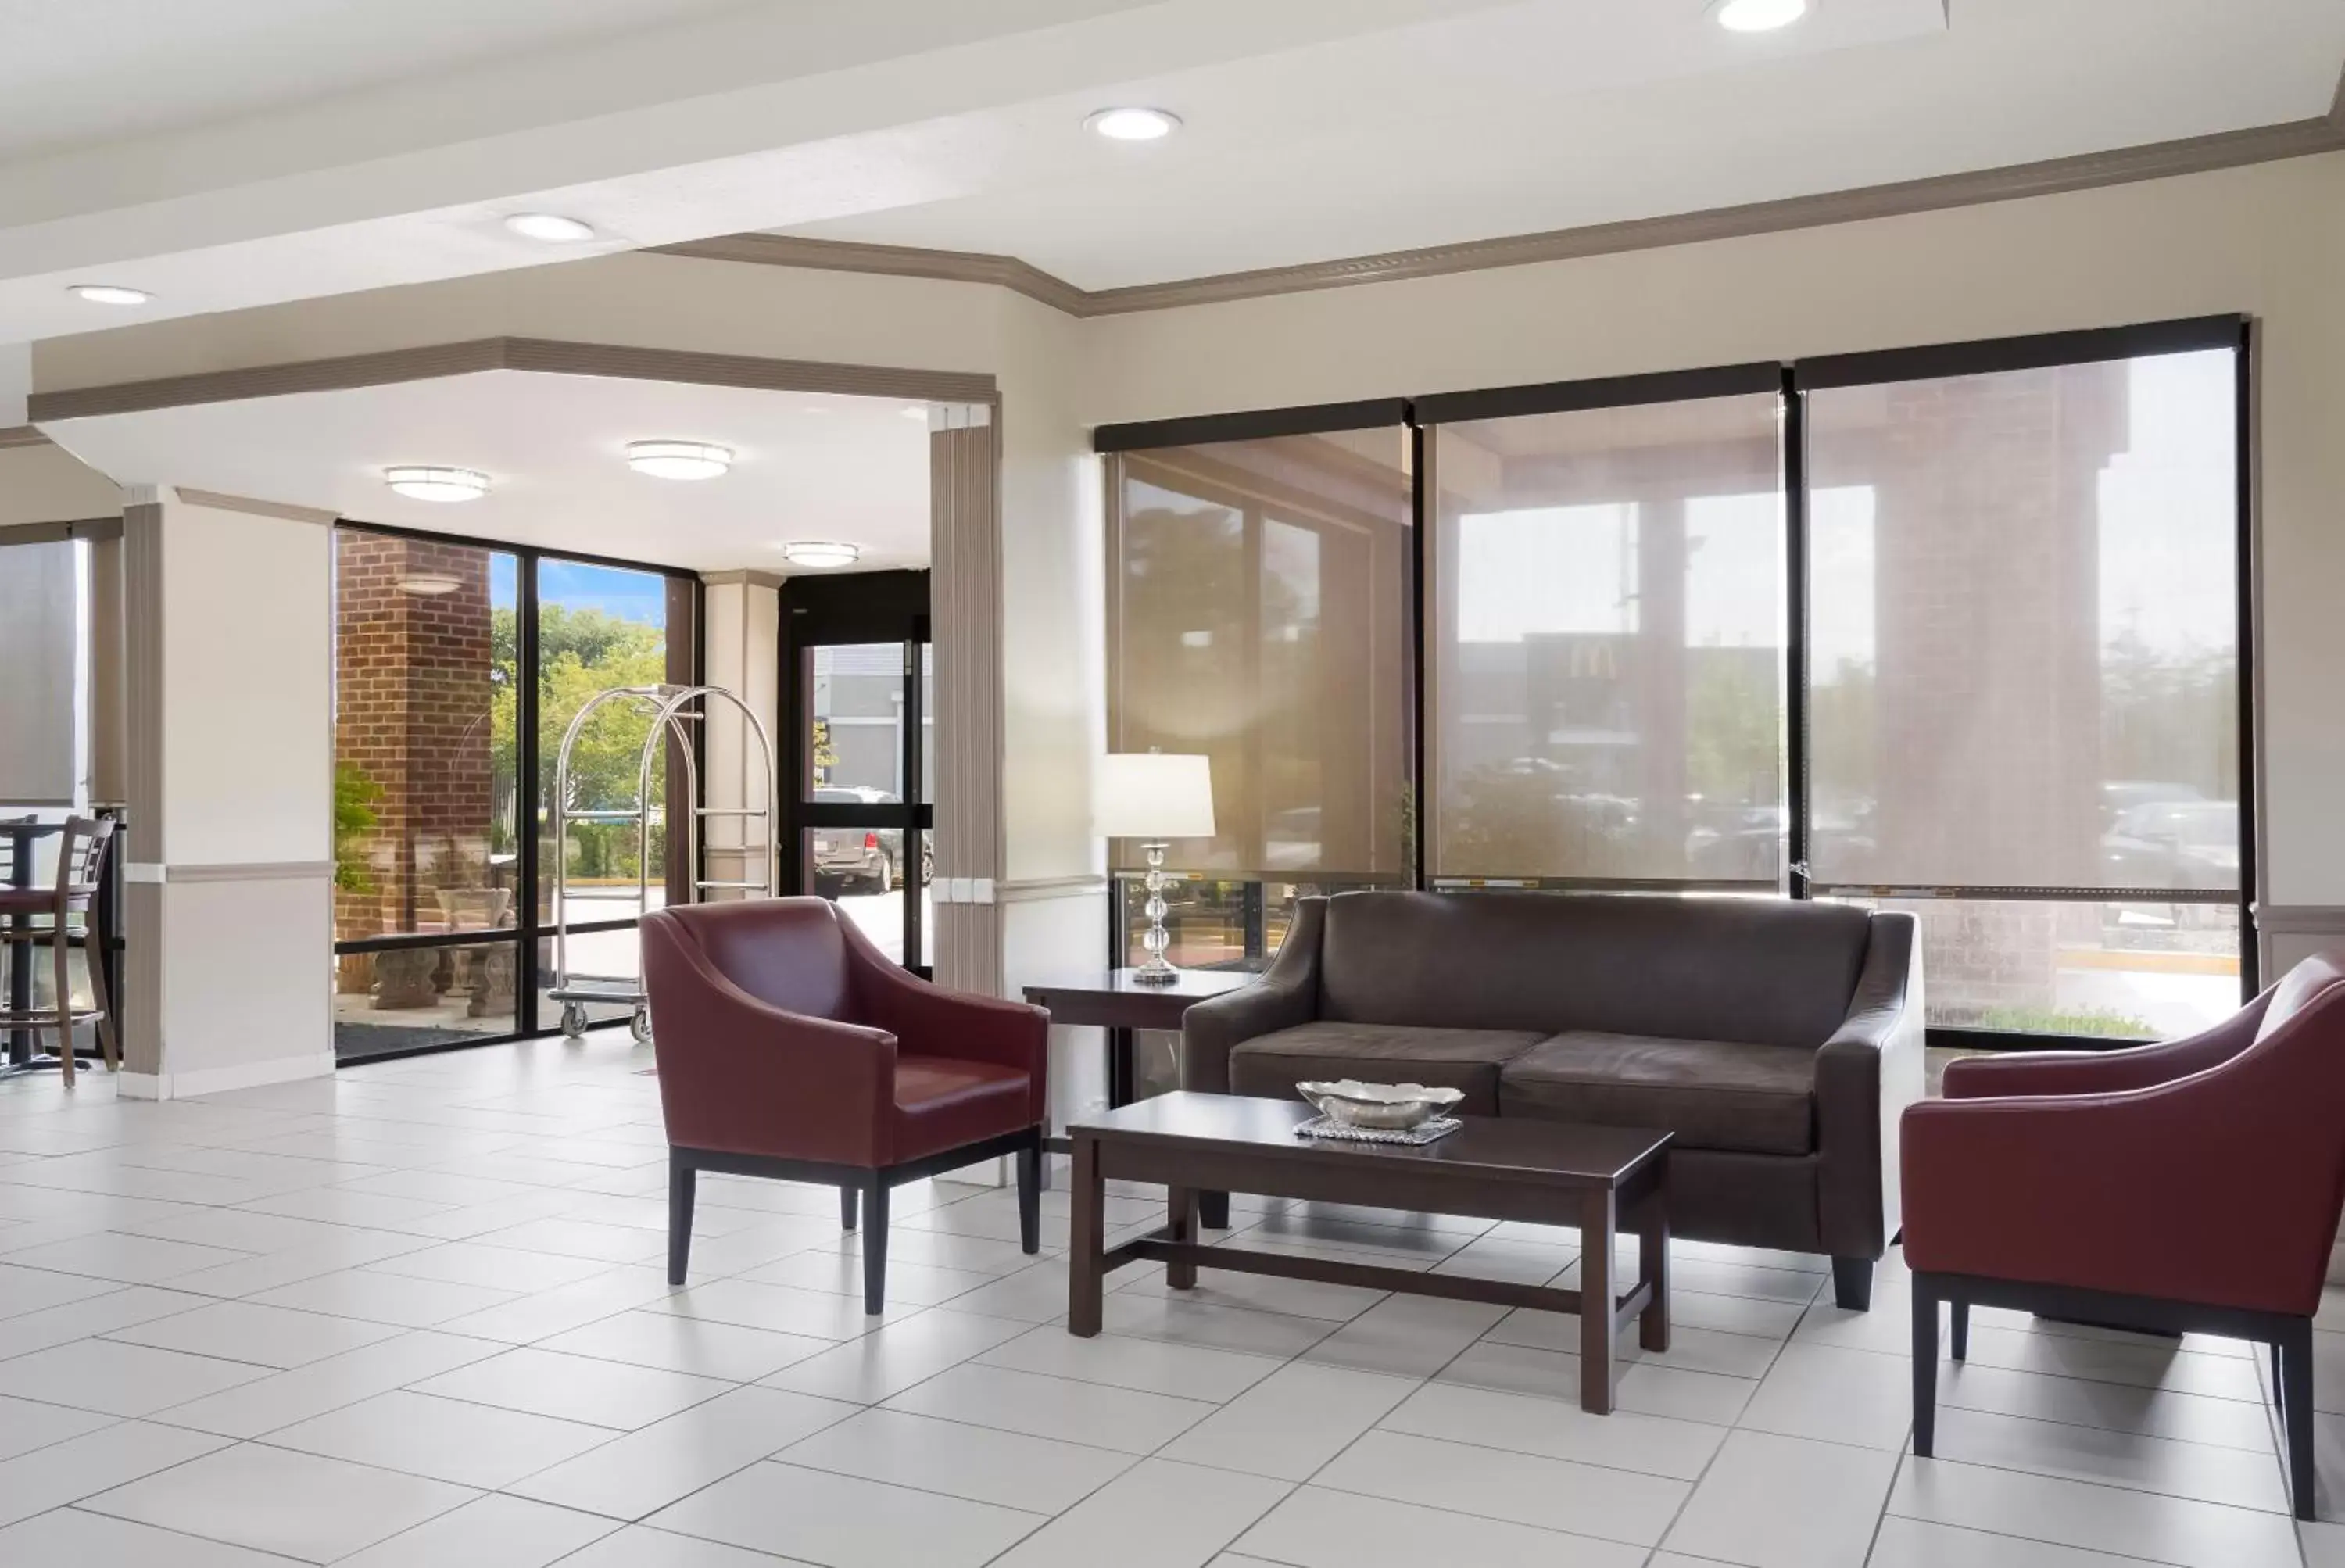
[809,788,932,894]
[2100,799,2239,890]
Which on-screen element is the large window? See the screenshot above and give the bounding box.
[1426,378,1785,888]
[1802,342,2244,1037]
[1104,319,2253,1044]
[332,526,694,1061]
[1104,417,1415,968]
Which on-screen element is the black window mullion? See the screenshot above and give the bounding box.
[1782,371,1811,903]
[2233,323,2260,998]
[514,550,542,1033]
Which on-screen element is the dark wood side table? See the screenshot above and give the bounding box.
[1067,1092,1671,1415]
[1020,968,1258,1115]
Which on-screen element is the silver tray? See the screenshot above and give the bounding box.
[1294,1114,1462,1147]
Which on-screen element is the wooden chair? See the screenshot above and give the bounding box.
[0,817,120,1084]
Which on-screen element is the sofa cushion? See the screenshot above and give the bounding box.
[1316,890,1871,1048]
[1229,1022,1549,1115]
[1499,1031,1817,1155]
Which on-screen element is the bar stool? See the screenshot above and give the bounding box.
[0,817,119,1085]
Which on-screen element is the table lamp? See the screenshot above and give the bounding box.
[1095,753,1216,985]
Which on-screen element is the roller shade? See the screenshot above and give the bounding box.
[0,539,85,804]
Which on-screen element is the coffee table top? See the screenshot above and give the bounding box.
[1069,1091,1670,1189]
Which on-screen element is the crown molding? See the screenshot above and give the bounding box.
[0,424,53,448]
[172,487,338,525]
[666,104,2345,320]
[700,567,787,589]
[29,335,997,422]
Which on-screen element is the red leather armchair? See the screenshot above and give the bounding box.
[641,898,1050,1312]
[1902,954,2345,1520]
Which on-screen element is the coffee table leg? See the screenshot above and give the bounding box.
[1638,1186,1670,1355]
[1579,1188,1618,1414]
[1069,1133,1104,1337]
[1165,1186,1198,1290]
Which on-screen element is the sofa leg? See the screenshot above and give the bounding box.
[840,1185,858,1232]
[1200,1190,1229,1231]
[2282,1319,2316,1520]
[667,1151,696,1287]
[861,1179,890,1316]
[1911,1282,1939,1457]
[1832,1256,1874,1312]
[1015,1139,1041,1255]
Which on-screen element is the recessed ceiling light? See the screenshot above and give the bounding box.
[68,284,151,306]
[626,440,732,481]
[504,213,596,242]
[779,541,861,569]
[1713,0,1807,31]
[385,466,489,503]
[900,405,930,422]
[1085,107,1180,142]
[395,575,463,596]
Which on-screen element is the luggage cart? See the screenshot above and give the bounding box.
[546,683,778,1042]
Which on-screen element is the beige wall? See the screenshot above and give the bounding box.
[0,440,118,524]
[1082,152,2345,919]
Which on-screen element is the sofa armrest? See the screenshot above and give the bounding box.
[1181,896,1326,1094]
[641,912,896,1165]
[841,915,1049,1126]
[1815,910,1925,1260]
[1939,989,2272,1101]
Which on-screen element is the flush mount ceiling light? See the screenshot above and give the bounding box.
[395,574,463,596]
[504,212,596,242]
[626,439,732,481]
[1085,106,1180,142]
[779,541,861,569]
[1713,0,1808,30]
[384,466,490,503]
[68,284,151,306]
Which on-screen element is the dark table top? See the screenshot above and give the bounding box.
[1069,1091,1671,1188]
[1021,968,1260,1029]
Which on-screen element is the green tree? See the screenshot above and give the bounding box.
[491,604,669,880]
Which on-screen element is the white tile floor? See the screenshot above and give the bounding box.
[0,1034,2334,1566]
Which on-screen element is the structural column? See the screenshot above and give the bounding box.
[699,570,783,900]
[929,404,1005,995]
[120,488,335,1098]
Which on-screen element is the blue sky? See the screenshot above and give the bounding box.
[524,558,668,625]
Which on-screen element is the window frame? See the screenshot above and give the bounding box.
[330,517,702,1064]
[1097,315,2258,1047]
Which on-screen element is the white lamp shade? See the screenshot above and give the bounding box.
[1094,754,1216,839]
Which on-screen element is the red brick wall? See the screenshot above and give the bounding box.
[334,534,496,947]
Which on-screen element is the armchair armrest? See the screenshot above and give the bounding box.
[642,912,895,1165]
[1182,896,1326,1094]
[1816,911,1925,1260]
[840,916,1049,1124]
[1939,988,2273,1100]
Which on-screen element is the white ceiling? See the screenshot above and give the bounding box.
[42,372,934,572]
[1,0,2340,343]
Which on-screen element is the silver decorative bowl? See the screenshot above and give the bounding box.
[1296,1079,1465,1131]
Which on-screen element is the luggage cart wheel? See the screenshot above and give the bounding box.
[560,1002,589,1040]
[630,1006,653,1045]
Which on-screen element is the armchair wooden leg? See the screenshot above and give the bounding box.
[1015,1137,1040,1256]
[1832,1256,1873,1312]
[2282,1319,2316,1520]
[1199,1190,1229,1230]
[667,1151,696,1286]
[1911,1280,1939,1457]
[1950,1301,1969,1362]
[840,1185,858,1232]
[861,1178,890,1315]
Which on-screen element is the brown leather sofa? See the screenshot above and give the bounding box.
[1182,890,1923,1308]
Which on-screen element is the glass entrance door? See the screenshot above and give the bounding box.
[783,572,933,972]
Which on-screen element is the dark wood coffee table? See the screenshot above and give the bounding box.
[1066,1092,1671,1414]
